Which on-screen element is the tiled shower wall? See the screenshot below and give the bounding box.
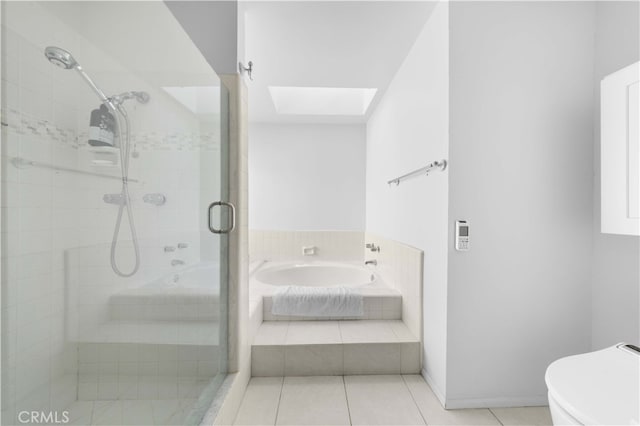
[1,3,220,421]
[75,343,218,401]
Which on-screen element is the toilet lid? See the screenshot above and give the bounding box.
[545,344,640,426]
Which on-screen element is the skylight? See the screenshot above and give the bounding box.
[268,86,377,116]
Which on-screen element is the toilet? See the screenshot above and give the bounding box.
[545,343,640,425]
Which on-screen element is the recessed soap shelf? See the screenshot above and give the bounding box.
[81,146,120,167]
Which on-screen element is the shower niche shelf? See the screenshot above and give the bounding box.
[82,146,121,167]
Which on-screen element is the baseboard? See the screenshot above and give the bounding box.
[420,369,548,409]
[444,395,548,409]
[421,369,446,407]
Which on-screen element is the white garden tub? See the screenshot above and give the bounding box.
[253,261,376,287]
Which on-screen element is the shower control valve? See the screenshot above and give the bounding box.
[143,193,166,206]
[177,243,189,249]
[103,193,126,205]
[366,243,381,252]
[164,246,176,253]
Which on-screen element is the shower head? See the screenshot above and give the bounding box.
[44,46,150,110]
[44,45,113,107]
[44,46,77,70]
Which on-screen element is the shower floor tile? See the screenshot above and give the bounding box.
[64,398,198,425]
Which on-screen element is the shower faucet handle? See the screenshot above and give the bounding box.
[164,246,176,252]
[366,243,381,252]
[177,243,189,249]
[103,193,126,206]
[143,193,166,206]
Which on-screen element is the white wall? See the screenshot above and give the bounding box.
[591,1,640,349]
[249,123,366,231]
[365,2,449,399]
[446,2,595,407]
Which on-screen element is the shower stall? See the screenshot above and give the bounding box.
[1,2,231,425]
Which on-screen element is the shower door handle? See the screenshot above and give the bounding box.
[208,201,236,234]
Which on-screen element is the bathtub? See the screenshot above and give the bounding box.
[253,261,376,287]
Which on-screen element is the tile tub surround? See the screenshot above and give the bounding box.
[262,293,401,321]
[233,375,553,426]
[363,233,423,342]
[249,230,365,262]
[251,320,420,377]
[250,260,401,321]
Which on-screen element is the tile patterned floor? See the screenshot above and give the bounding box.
[233,375,553,426]
[64,398,198,425]
[67,399,196,426]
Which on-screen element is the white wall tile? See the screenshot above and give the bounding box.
[284,344,343,377]
[251,346,284,377]
[250,230,364,261]
[343,343,401,375]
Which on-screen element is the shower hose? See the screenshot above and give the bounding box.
[110,107,140,277]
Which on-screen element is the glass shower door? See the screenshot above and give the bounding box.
[1,2,229,425]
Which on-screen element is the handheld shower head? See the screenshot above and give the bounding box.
[44,46,77,69]
[44,45,113,107]
[44,46,151,110]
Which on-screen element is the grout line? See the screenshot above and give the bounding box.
[488,408,504,426]
[388,320,403,343]
[89,400,95,425]
[338,322,346,372]
[401,374,429,426]
[273,376,285,426]
[283,321,290,345]
[342,376,353,426]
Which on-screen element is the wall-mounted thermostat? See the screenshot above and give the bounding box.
[455,220,470,251]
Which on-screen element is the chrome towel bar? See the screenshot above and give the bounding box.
[387,159,447,186]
